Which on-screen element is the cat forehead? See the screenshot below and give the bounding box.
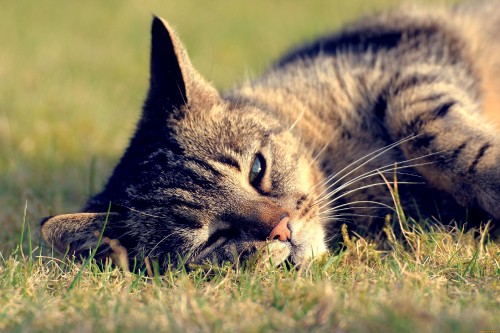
[173,102,282,152]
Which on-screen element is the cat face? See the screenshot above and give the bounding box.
[146,102,327,265]
[41,17,328,268]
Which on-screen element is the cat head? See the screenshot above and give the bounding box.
[41,17,328,269]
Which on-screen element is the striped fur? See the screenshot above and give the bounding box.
[42,2,499,269]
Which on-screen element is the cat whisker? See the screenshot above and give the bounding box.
[319,217,353,231]
[318,205,394,217]
[191,236,229,264]
[327,167,423,196]
[317,180,422,211]
[177,82,190,113]
[146,233,176,258]
[315,139,456,206]
[315,159,434,206]
[320,213,384,220]
[313,147,447,207]
[314,146,443,204]
[231,92,244,108]
[289,93,310,131]
[309,134,419,198]
[113,204,169,220]
[308,140,332,167]
[323,200,396,213]
[317,201,395,227]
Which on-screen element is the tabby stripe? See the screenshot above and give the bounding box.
[412,133,436,150]
[225,141,244,155]
[277,25,447,67]
[333,61,350,99]
[132,193,205,210]
[373,93,388,119]
[159,182,199,191]
[391,73,438,96]
[169,211,204,228]
[429,101,455,121]
[168,198,204,210]
[187,157,222,177]
[403,115,425,136]
[417,93,446,104]
[215,155,241,171]
[341,130,352,140]
[449,142,467,162]
[401,100,455,138]
[468,143,491,174]
[177,167,217,189]
[373,78,441,120]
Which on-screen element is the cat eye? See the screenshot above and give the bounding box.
[249,154,266,186]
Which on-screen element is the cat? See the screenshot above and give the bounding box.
[41,2,500,269]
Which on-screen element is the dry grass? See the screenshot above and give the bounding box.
[1,222,498,332]
[1,0,497,332]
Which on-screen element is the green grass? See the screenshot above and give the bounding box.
[0,0,498,332]
[2,220,499,332]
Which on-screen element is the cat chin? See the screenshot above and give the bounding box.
[256,240,292,267]
[260,236,329,267]
[287,221,329,264]
[289,242,329,266]
[190,239,325,267]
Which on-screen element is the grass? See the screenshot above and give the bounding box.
[0,0,498,332]
[2,217,499,332]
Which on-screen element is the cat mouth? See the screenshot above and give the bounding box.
[193,228,294,265]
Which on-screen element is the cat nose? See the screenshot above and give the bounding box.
[268,216,291,242]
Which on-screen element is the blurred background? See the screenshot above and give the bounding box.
[0,0,448,254]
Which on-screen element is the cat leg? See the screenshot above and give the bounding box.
[382,68,500,219]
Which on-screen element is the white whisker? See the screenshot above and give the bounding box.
[308,140,331,167]
[316,160,433,205]
[289,93,310,131]
[323,200,396,213]
[147,233,175,258]
[315,147,442,205]
[309,134,418,198]
[318,206,393,217]
[318,180,422,211]
[114,204,168,220]
[321,213,384,220]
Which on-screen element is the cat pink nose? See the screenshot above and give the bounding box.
[268,216,291,241]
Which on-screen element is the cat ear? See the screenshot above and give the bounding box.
[144,16,219,121]
[40,212,121,258]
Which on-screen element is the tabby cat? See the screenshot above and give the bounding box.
[41,2,500,268]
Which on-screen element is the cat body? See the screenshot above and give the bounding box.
[41,2,500,268]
